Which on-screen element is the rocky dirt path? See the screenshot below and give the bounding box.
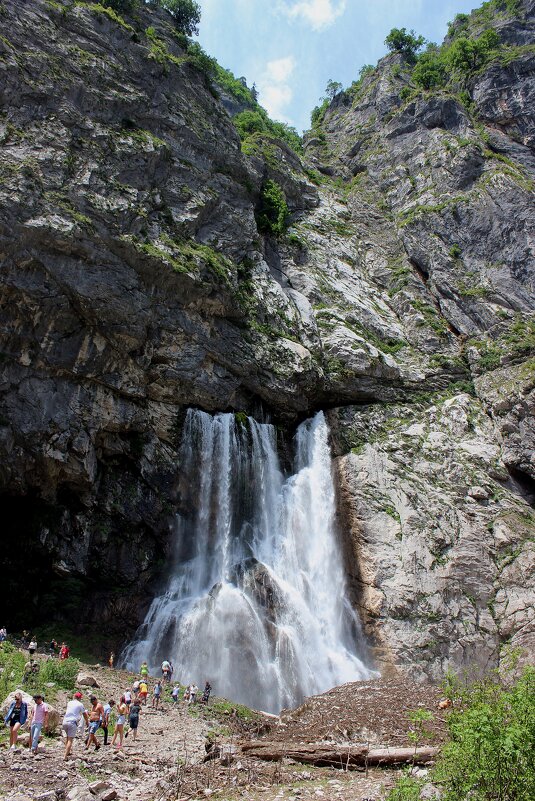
[1,663,444,801]
[0,663,210,801]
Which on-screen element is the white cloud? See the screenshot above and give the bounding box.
[281,0,347,31]
[258,56,296,122]
[260,84,294,120]
[266,55,296,83]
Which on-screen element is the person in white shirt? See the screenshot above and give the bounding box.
[161,660,171,683]
[62,692,89,760]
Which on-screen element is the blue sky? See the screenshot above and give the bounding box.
[196,0,482,132]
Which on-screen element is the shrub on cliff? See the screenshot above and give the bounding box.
[446,28,500,74]
[99,0,201,35]
[310,98,329,127]
[385,27,426,63]
[256,180,288,236]
[267,120,301,152]
[235,110,268,139]
[235,109,302,153]
[411,27,501,91]
[412,45,448,89]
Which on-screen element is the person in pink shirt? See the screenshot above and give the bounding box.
[29,694,49,754]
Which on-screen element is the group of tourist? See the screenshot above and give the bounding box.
[58,664,212,758]
[4,692,49,754]
[4,649,213,759]
[18,632,71,660]
[157,659,211,704]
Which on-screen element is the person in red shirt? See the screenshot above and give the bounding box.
[59,643,70,660]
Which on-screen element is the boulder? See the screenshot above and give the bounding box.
[76,673,99,688]
[67,787,94,801]
[467,485,489,500]
[89,780,110,793]
[17,732,31,748]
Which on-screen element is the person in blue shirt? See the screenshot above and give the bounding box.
[152,680,162,709]
[102,699,115,746]
[5,691,28,750]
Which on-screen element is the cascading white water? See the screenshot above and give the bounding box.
[123,409,374,712]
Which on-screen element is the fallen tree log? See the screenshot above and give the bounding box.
[240,742,439,768]
[366,747,439,765]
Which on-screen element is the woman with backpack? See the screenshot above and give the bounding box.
[128,697,142,741]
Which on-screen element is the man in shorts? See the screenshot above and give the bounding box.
[62,692,89,761]
[86,695,105,751]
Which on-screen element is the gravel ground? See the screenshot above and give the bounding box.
[0,667,446,801]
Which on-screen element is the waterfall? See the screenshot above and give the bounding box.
[122,409,374,712]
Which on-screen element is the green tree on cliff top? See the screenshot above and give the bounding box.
[385,27,426,63]
[158,0,201,35]
[101,0,201,36]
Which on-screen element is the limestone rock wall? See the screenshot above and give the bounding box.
[328,397,534,680]
[0,0,533,672]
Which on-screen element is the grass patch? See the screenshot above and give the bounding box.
[208,697,261,723]
[429,353,469,372]
[126,234,234,283]
[384,504,401,524]
[0,642,25,698]
[145,26,185,70]
[122,127,166,149]
[470,315,535,373]
[411,299,448,335]
[457,281,488,298]
[397,195,469,227]
[46,192,93,228]
[353,324,406,355]
[77,2,134,32]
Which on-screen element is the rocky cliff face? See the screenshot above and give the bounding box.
[1,0,533,676]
